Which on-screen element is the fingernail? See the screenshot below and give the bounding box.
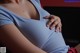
[43,17,47,19]
[55,29,57,32]
[47,25,49,27]
[43,17,46,18]
[50,27,53,30]
[59,30,61,32]
[57,29,59,32]
[50,28,52,30]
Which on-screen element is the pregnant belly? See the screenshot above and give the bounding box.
[19,19,55,48]
[18,19,69,53]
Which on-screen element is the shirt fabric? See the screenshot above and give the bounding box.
[0,0,69,53]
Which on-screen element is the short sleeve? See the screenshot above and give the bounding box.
[0,14,14,27]
[35,0,50,16]
[35,0,41,5]
[41,9,50,17]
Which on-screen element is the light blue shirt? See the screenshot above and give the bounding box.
[0,0,69,53]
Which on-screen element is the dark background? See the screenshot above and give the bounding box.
[41,0,80,47]
[4,7,80,52]
[41,0,80,7]
[43,7,80,47]
[0,0,80,53]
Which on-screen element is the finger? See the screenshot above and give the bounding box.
[55,24,62,32]
[56,23,62,32]
[47,18,55,27]
[44,15,54,19]
[55,25,59,32]
[50,20,59,30]
[44,15,50,19]
[59,23,62,32]
[59,26,62,32]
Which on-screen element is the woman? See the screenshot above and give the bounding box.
[0,0,75,53]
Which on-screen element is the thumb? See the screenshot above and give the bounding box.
[44,15,53,19]
[43,15,50,19]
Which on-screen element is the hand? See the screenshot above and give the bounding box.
[44,15,62,32]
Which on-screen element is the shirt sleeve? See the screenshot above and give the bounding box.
[35,0,50,17]
[0,14,14,27]
[35,0,41,5]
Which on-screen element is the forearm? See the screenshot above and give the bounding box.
[0,24,46,53]
[5,34,46,53]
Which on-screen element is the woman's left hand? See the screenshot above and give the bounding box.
[44,15,62,32]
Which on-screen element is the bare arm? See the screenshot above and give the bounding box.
[0,24,46,53]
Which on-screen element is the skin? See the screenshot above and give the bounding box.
[0,0,80,53]
[0,24,47,53]
[0,0,62,53]
[0,0,62,32]
[44,15,62,32]
[0,0,47,53]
